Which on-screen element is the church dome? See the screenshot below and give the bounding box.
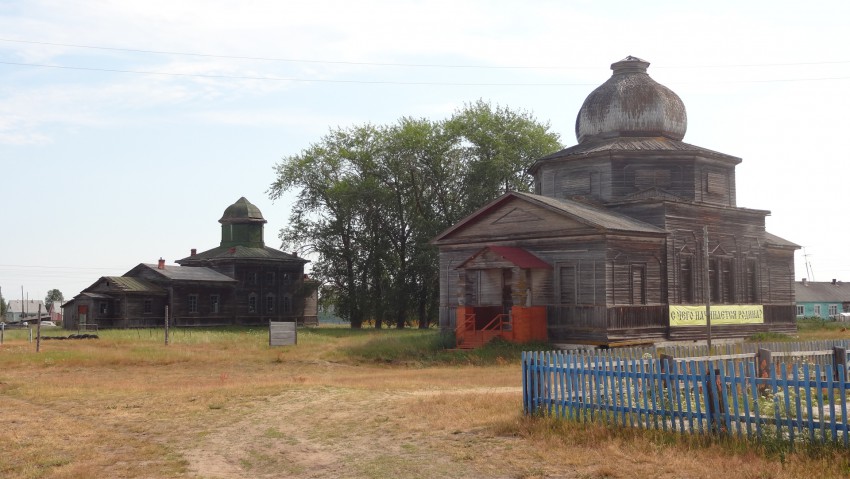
[575,56,687,144]
[219,197,267,225]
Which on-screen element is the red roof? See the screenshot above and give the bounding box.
[459,246,552,270]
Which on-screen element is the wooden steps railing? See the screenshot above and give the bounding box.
[456,313,509,349]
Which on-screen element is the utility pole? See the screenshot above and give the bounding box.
[36,303,42,352]
[703,225,712,352]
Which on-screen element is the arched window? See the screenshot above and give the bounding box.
[248,293,257,313]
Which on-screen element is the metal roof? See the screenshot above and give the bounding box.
[7,300,46,314]
[531,136,741,172]
[102,276,167,294]
[764,232,800,249]
[219,196,267,225]
[139,264,237,283]
[177,245,307,264]
[795,281,850,303]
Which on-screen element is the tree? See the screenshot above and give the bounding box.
[269,101,561,328]
[44,289,64,309]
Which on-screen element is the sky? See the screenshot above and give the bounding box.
[2,0,849,304]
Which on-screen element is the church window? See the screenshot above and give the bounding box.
[266,294,276,313]
[248,294,257,313]
[565,174,590,194]
[283,296,291,313]
[720,258,734,304]
[210,294,220,313]
[745,260,758,303]
[710,258,735,304]
[266,272,275,284]
[559,265,577,304]
[635,169,671,189]
[705,171,728,195]
[630,264,646,305]
[679,255,694,304]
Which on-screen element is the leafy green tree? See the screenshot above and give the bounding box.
[44,289,64,309]
[270,101,561,329]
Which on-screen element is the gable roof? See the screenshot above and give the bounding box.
[7,300,46,315]
[176,245,307,264]
[130,264,238,283]
[100,276,167,294]
[433,191,665,244]
[764,232,800,249]
[795,281,850,303]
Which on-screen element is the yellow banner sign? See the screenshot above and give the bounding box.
[669,305,763,327]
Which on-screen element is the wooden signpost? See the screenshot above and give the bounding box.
[269,321,297,347]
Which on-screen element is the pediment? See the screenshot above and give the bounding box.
[441,197,592,241]
[492,207,544,225]
[432,191,665,245]
[458,246,552,270]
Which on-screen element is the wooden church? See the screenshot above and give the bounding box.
[63,197,317,329]
[433,56,798,348]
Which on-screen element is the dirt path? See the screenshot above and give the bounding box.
[182,385,535,479]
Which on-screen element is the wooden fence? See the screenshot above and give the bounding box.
[523,344,850,447]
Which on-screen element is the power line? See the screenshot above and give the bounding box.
[0,60,598,86]
[0,263,127,271]
[3,37,850,70]
[3,60,850,86]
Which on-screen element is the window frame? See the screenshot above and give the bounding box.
[210,294,220,314]
[188,294,199,313]
[629,263,647,305]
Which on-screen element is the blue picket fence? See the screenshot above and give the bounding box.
[522,349,850,446]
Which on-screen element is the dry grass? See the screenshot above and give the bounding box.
[1,326,849,478]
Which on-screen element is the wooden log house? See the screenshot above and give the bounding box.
[433,56,798,348]
[63,197,318,329]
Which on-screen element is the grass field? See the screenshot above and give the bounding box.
[2,324,850,478]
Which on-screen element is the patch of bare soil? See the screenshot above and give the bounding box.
[181,385,534,479]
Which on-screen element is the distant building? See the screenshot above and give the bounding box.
[5,299,50,323]
[49,301,63,324]
[434,56,798,348]
[63,197,318,329]
[795,279,850,318]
